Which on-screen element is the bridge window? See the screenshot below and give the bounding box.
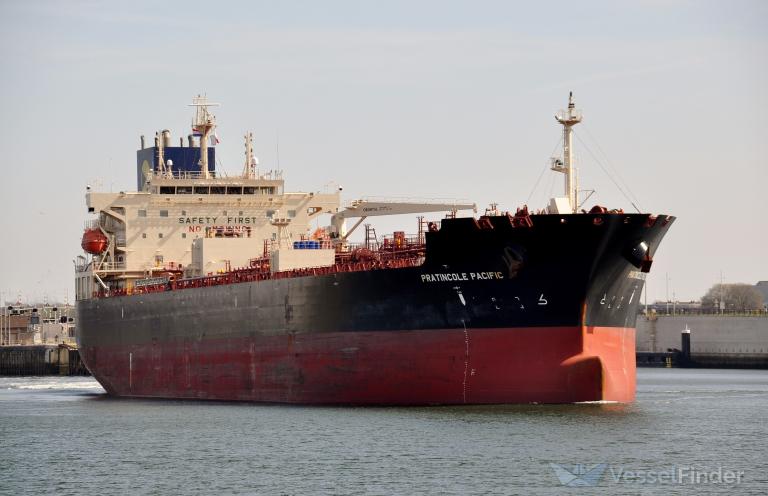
[159,210,168,217]
[160,186,175,195]
[227,186,243,195]
[194,187,209,194]
[177,186,193,194]
[243,187,256,194]
[210,186,225,194]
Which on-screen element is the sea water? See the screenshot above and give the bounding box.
[1,369,766,495]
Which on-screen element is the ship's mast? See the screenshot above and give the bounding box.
[189,95,219,179]
[553,92,582,213]
[243,132,258,179]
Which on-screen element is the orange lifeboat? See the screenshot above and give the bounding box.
[81,228,108,254]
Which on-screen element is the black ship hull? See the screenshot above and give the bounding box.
[77,213,674,404]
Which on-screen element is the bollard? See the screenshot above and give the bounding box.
[681,325,691,365]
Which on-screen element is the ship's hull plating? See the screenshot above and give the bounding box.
[77,213,673,404]
[81,326,635,404]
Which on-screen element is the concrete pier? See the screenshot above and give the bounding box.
[636,315,768,369]
[0,345,90,376]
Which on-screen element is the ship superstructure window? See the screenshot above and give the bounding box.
[177,186,193,194]
[158,233,163,238]
[160,187,175,195]
[194,187,209,194]
[181,210,186,216]
[288,210,296,218]
[142,233,147,238]
[138,210,147,217]
[227,187,243,195]
[266,210,275,218]
[160,210,168,217]
[210,186,225,194]
[182,233,187,239]
[243,187,256,194]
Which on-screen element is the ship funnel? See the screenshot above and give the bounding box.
[140,135,146,149]
[188,134,194,147]
[162,129,172,148]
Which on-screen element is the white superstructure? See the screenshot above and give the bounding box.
[75,97,474,300]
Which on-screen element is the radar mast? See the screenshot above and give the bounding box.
[552,92,583,213]
[189,95,219,179]
[243,132,258,179]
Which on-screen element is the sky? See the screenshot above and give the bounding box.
[0,0,766,305]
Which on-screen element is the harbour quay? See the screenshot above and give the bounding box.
[0,345,89,376]
[0,304,89,376]
[637,314,768,369]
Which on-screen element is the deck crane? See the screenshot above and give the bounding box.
[329,199,477,245]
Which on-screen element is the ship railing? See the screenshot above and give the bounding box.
[556,108,583,122]
[263,235,426,259]
[344,234,424,252]
[75,260,91,272]
[153,170,216,180]
[151,172,286,187]
[95,262,127,271]
[84,219,100,230]
[93,250,426,299]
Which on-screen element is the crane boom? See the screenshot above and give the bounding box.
[330,199,476,241]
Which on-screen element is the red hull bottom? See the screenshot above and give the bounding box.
[81,326,636,404]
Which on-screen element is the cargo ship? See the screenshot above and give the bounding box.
[75,94,674,404]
